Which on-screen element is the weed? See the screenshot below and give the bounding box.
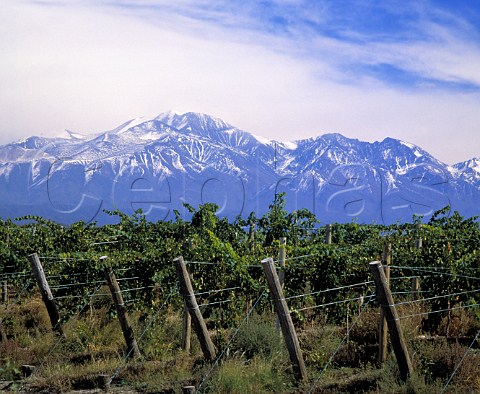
[419,338,480,391]
[0,358,20,380]
[231,313,286,359]
[206,356,294,393]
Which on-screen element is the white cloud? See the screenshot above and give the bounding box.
[0,0,479,165]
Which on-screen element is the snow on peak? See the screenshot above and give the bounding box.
[453,157,480,172]
[399,141,423,158]
[282,141,298,150]
[399,140,416,150]
[155,111,233,132]
[53,129,87,140]
[110,117,153,135]
[155,110,180,124]
[465,157,480,171]
[321,133,354,143]
[252,133,273,145]
[471,158,480,171]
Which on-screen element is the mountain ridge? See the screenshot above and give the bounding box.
[0,111,478,224]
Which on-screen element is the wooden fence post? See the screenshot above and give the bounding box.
[325,224,332,245]
[182,302,192,353]
[182,266,193,353]
[262,257,308,383]
[278,237,287,285]
[378,242,391,365]
[411,277,420,301]
[173,256,216,362]
[21,365,35,378]
[1,281,7,304]
[0,318,7,342]
[248,220,255,254]
[96,374,110,391]
[415,222,422,249]
[28,253,62,333]
[276,237,287,333]
[102,261,141,359]
[246,227,255,317]
[370,261,413,381]
[412,223,422,301]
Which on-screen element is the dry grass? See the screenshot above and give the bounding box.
[0,295,478,393]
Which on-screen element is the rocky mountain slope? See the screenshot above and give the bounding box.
[0,111,478,224]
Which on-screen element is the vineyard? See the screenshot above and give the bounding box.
[0,195,479,393]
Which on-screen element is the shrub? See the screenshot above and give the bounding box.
[207,356,294,393]
[420,339,480,390]
[231,313,286,359]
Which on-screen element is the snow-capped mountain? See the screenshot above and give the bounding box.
[452,158,480,185]
[0,111,478,224]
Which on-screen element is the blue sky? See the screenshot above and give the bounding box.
[1,0,480,164]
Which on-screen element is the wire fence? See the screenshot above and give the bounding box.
[2,250,479,393]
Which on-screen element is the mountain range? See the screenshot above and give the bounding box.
[0,111,479,225]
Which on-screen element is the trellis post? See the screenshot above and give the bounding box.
[174,256,216,362]
[379,242,391,364]
[262,257,308,383]
[0,318,7,342]
[276,237,287,333]
[278,237,287,285]
[102,259,141,359]
[248,220,255,254]
[325,224,332,244]
[370,261,413,381]
[181,265,193,352]
[182,302,192,352]
[28,253,62,333]
[1,281,7,304]
[415,222,423,249]
[412,223,422,301]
